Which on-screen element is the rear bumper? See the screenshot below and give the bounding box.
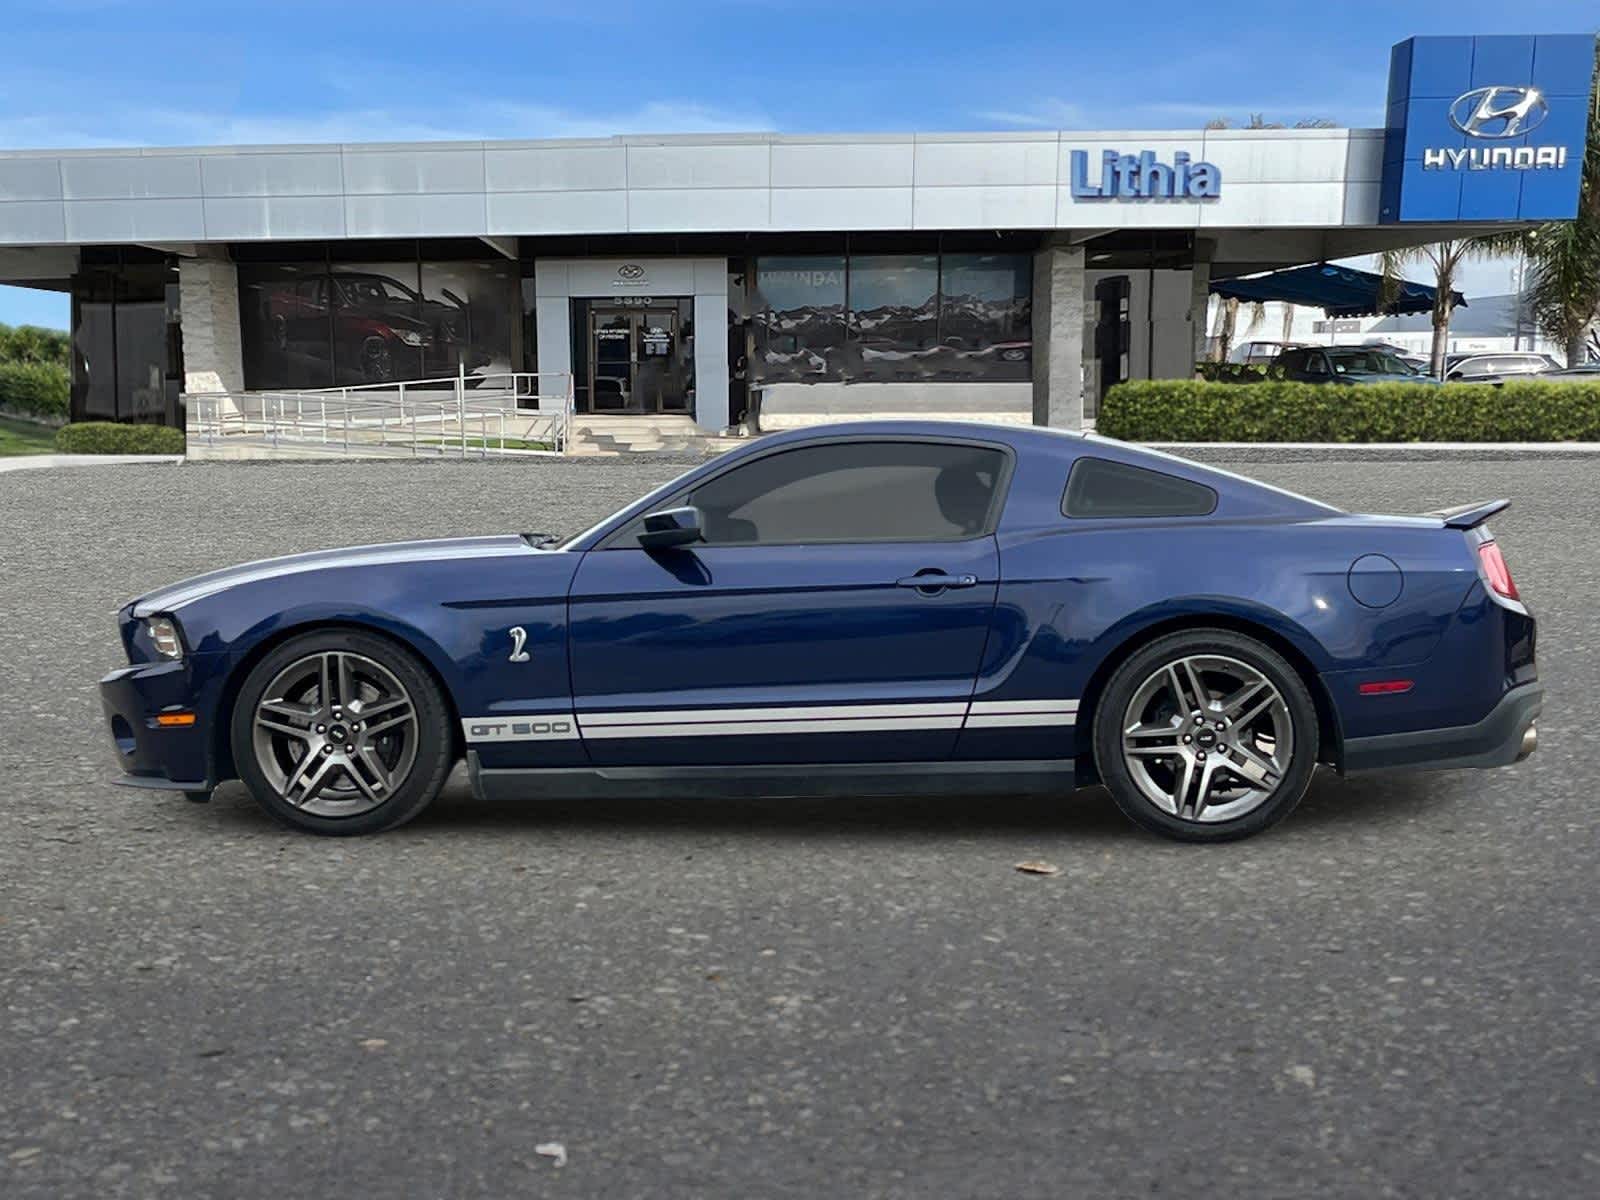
[1342,683,1542,774]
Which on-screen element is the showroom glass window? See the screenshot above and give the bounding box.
[751,249,1030,385]
[938,253,1031,382]
[238,244,518,391]
[686,440,1008,544]
[847,254,938,382]
[752,256,847,383]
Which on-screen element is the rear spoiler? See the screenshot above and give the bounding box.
[1427,499,1511,530]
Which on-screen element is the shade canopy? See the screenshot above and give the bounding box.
[1210,263,1466,319]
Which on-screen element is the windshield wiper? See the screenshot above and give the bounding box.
[521,531,562,549]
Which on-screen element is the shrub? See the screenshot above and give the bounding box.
[55,422,186,455]
[1194,361,1270,383]
[1099,379,1600,443]
[0,361,70,421]
[0,322,70,368]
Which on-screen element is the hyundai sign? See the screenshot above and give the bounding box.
[1380,35,1596,223]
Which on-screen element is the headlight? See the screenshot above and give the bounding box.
[147,617,183,660]
[396,329,427,347]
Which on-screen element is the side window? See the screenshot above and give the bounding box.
[682,441,1009,546]
[1306,352,1331,376]
[1063,457,1217,519]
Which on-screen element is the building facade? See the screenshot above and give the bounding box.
[0,35,1592,433]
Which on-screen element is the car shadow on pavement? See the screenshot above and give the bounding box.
[200,763,1453,842]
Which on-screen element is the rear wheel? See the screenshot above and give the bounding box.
[1092,629,1319,842]
[230,629,453,836]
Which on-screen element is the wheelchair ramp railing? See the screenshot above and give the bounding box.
[184,371,574,458]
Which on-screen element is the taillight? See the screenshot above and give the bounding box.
[1477,540,1519,601]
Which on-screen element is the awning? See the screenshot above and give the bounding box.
[1210,263,1466,318]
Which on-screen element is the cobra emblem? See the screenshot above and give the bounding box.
[508,626,530,663]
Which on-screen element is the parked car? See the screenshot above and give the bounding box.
[1228,339,1304,366]
[1352,340,1430,372]
[267,271,490,383]
[1535,363,1600,381]
[100,422,1540,844]
[1274,346,1429,383]
[1444,352,1561,383]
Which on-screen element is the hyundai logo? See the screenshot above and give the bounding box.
[617,263,646,280]
[1448,86,1549,139]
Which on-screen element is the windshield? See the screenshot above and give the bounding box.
[1327,349,1413,375]
[335,275,420,307]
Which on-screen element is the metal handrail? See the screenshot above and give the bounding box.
[184,370,574,458]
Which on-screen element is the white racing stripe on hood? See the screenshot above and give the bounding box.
[131,536,536,616]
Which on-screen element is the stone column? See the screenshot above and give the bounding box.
[178,257,243,394]
[1031,240,1086,429]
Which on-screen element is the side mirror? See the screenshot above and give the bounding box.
[638,506,704,550]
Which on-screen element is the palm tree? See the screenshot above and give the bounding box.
[1378,240,1503,377]
[1500,40,1600,366]
[1209,296,1240,362]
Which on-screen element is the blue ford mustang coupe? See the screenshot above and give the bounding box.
[100,422,1540,842]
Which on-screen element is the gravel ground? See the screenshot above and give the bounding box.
[1,455,1596,1198]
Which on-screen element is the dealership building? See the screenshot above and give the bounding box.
[0,34,1592,438]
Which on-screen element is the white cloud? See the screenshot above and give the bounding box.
[970,98,1090,129]
[0,97,773,150]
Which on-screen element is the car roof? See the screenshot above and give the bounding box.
[563,420,1341,550]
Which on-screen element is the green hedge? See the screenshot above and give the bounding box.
[1099,379,1600,443]
[0,361,70,421]
[55,422,186,455]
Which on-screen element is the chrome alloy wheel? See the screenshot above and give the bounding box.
[251,651,419,817]
[1119,654,1294,824]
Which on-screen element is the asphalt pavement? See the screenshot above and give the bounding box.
[1,454,1596,1198]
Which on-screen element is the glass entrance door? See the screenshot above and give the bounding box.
[587,306,690,414]
[590,309,636,412]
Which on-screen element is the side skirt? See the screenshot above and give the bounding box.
[468,752,1078,802]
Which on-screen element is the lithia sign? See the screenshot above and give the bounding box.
[1069,149,1222,200]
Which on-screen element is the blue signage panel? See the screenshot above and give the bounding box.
[1380,34,1596,223]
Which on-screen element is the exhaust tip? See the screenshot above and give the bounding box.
[1518,723,1538,761]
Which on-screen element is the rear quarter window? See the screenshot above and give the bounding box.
[1063,457,1218,519]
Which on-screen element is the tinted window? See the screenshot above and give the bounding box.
[753,256,847,382]
[1276,349,1308,372]
[685,441,1008,545]
[1063,457,1217,519]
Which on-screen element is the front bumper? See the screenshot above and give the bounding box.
[100,660,215,793]
[1342,683,1543,775]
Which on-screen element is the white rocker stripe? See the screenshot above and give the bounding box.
[578,701,967,727]
[966,699,1079,715]
[462,698,1078,742]
[964,697,1078,729]
[580,715,966,739]
[963,712,1077,728]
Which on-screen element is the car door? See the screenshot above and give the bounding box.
[567,437,1009,766]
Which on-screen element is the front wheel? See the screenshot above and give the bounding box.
[1092,629,1319,843]
[230,629,454,835]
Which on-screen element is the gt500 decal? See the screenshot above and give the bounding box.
[462,716,578,743]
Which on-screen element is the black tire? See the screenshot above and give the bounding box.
[230,629,454,836]
[1092,628,1319,843]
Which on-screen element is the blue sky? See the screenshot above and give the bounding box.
[2,0,1597,329]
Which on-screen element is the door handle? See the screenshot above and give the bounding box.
[896,570,979,594]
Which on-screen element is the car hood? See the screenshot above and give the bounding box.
[129,535,540,618]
